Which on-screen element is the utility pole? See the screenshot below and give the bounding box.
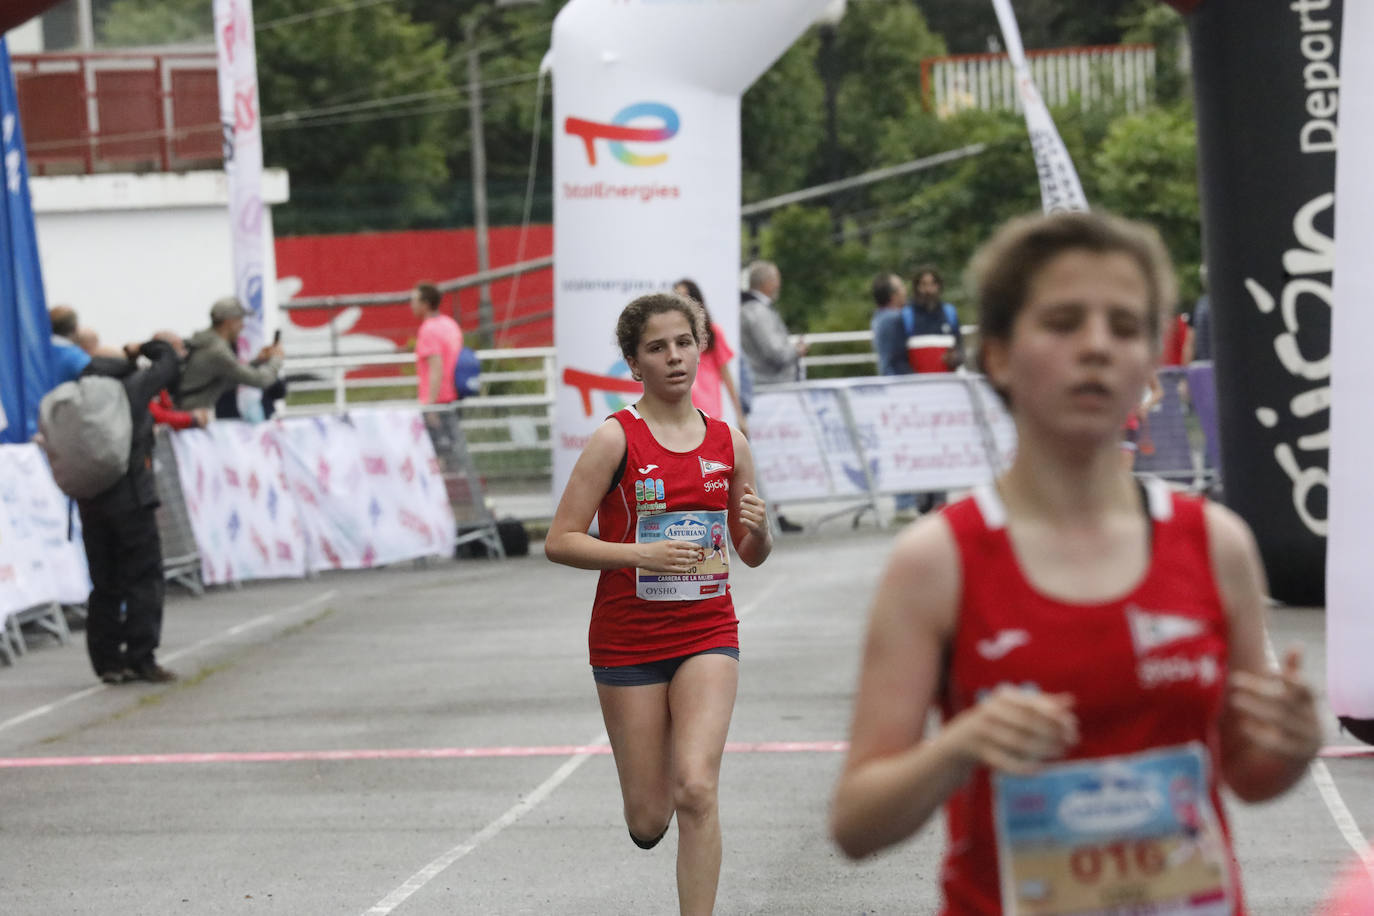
[466,17,495,348]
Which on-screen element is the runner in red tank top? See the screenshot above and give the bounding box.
[547,292,772,916]
[830,212,1321,915]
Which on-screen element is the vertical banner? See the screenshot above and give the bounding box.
[214,0,267,354]
[549,0,834,499]
[0,37,53,444]
[1328,0,1373,741]
[1182,0,1339,604]
[989,0,1089,213]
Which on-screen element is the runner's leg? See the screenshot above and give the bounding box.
[667,653,739,916]
[597,681,674,844]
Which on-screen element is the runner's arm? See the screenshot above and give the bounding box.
[830,516,967,857]
[1208,502,1321,801]
[830,516,1078,859]
[726,428,770,567]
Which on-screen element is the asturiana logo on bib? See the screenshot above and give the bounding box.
[664,518,707,541]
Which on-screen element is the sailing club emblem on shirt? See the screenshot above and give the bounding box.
[699,457,731,477]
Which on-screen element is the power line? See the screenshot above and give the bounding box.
[255,0,398,32]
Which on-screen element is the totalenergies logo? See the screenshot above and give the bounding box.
[565,102,680,167]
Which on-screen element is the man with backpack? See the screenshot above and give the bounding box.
[903,266,964,373]
[43,335,184,684]
[410,282,465,405]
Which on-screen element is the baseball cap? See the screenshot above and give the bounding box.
[210,296,246,323]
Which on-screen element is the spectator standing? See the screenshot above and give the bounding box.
[871,273,922,522]
[902,266,964,372]
[903,267,961,513]
[1193,265,1213,363]
[870,273,911,377]
[78,336,185,684]
[739,260,806,385]
[411,282,464,406]
[177,297,284,415]
[738,260,805,532]
[675,278,747,436]
[48,305,91,384]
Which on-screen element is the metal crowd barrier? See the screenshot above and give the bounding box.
[748,367,1219,530]
[153,428,204,594]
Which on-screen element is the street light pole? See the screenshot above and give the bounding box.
[465,16,495,348]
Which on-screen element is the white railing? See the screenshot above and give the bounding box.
[277,330,982,475]
[922,43,1156,118]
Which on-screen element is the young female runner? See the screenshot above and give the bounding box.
[546,292,772,915]
[830,211,1321,915]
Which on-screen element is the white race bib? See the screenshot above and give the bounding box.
[635,510,729,601]
[993,743,1233,915]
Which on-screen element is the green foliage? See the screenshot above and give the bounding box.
[741,37,826,202]
[758,206,872,333]
[1093,101,1201,304]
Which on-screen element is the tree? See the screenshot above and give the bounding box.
[741,36,827,203]
[916,0,1141,54]
[1093,101,1202,304]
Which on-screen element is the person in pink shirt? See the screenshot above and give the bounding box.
[411,282,464,405]
[675,278,747,436]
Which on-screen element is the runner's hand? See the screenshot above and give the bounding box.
[947,685,1079,776]
[638,539,705,573]
[1228,647,1321,762]
[739,483,767,536]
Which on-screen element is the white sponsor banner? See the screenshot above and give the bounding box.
[170,422,307,586]
[845,378,1014,493]
[750,378,1016,503]
[749,388,868,504]
[1327,1,1374,722]
[990,0,1089,214]
[214,0,269,352]
[0,444,90,617]
[276,411,454,572]
[170,413,454,584]
[549,0,834,501]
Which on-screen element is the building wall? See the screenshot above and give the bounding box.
[31,169,289,347]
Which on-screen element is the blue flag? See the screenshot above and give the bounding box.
[0,36,53,443]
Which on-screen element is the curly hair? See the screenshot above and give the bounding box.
[615,292,705,361]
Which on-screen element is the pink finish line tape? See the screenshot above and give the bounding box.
[0,740,851,769]
[0,742,1362,770]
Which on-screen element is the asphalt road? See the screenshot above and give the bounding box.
[0,522,1369,915]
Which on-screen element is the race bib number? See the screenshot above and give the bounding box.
[993,743,1233,916]
[636,510,729,601]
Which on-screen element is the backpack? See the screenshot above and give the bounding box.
[37,376,132,499]
[902,302,961,336]
[453,346,482,399]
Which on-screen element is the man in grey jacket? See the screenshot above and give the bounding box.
[738,260,807,532]
[177,297,284,413]
[739,260,807,386]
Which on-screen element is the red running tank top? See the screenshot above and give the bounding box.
[589,406,738,667]
[937,480,1245,916]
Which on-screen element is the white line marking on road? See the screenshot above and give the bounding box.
[1264,638,1373,879]
[0,590,337,738]
[363,574,789,915]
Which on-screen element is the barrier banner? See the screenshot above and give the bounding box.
[169,423,308,586]
[1327,0,1373,739]
[0,444,89,617]
[749,388,868,504]
[549,0,834,501]
[1181,0,1340,604]
[845,378,1013,493]
[276,412,454,572]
